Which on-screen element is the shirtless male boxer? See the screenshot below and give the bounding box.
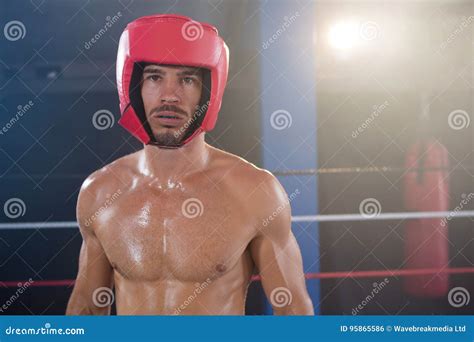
[66,14,314,315]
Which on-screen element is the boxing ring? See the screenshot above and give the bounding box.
[0,0,472,319]
[2,174,473,308]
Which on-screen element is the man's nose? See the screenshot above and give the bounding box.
[160,79,180,103]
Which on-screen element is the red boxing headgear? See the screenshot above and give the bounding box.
[116,14,229,146]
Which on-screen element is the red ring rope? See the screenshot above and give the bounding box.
[1,267,473,288]
[0,279,75,287]
[253,267,474,281]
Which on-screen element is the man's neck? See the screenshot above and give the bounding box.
[139,134,209,185]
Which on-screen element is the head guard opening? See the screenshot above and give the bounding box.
[116,14,229,147]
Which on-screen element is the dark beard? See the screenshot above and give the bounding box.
[152,107,205,147]
[149,105,194,148]
[153,129,185,148]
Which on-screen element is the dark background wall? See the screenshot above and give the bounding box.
[0,0,262,315]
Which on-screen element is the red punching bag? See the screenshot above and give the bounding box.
[403,138,450,298]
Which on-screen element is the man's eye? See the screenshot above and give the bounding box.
[146,75,161,81]
[183,77,195,85]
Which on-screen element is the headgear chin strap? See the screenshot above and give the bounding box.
[116,14,229,147]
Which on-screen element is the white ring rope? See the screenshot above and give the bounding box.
[292,210,474,222]
[0,210,473,229]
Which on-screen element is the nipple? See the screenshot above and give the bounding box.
[215,263,227,273]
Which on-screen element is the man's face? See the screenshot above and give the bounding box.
[141,64,203,146]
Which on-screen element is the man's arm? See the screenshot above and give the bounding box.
[249,173,314,315]
[66,177,114,315]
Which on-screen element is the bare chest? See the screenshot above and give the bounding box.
[95,186,254,282]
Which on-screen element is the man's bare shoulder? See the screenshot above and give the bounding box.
[80,151,139,194]
[209,146,284,200]
[76,151,140,226]
[209,146,290,231]
[210,146,268,179]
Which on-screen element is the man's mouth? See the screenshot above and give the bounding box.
[159,115,178,119]
[151,111,185,127]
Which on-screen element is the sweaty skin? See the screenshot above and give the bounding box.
[66,65,313,315]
